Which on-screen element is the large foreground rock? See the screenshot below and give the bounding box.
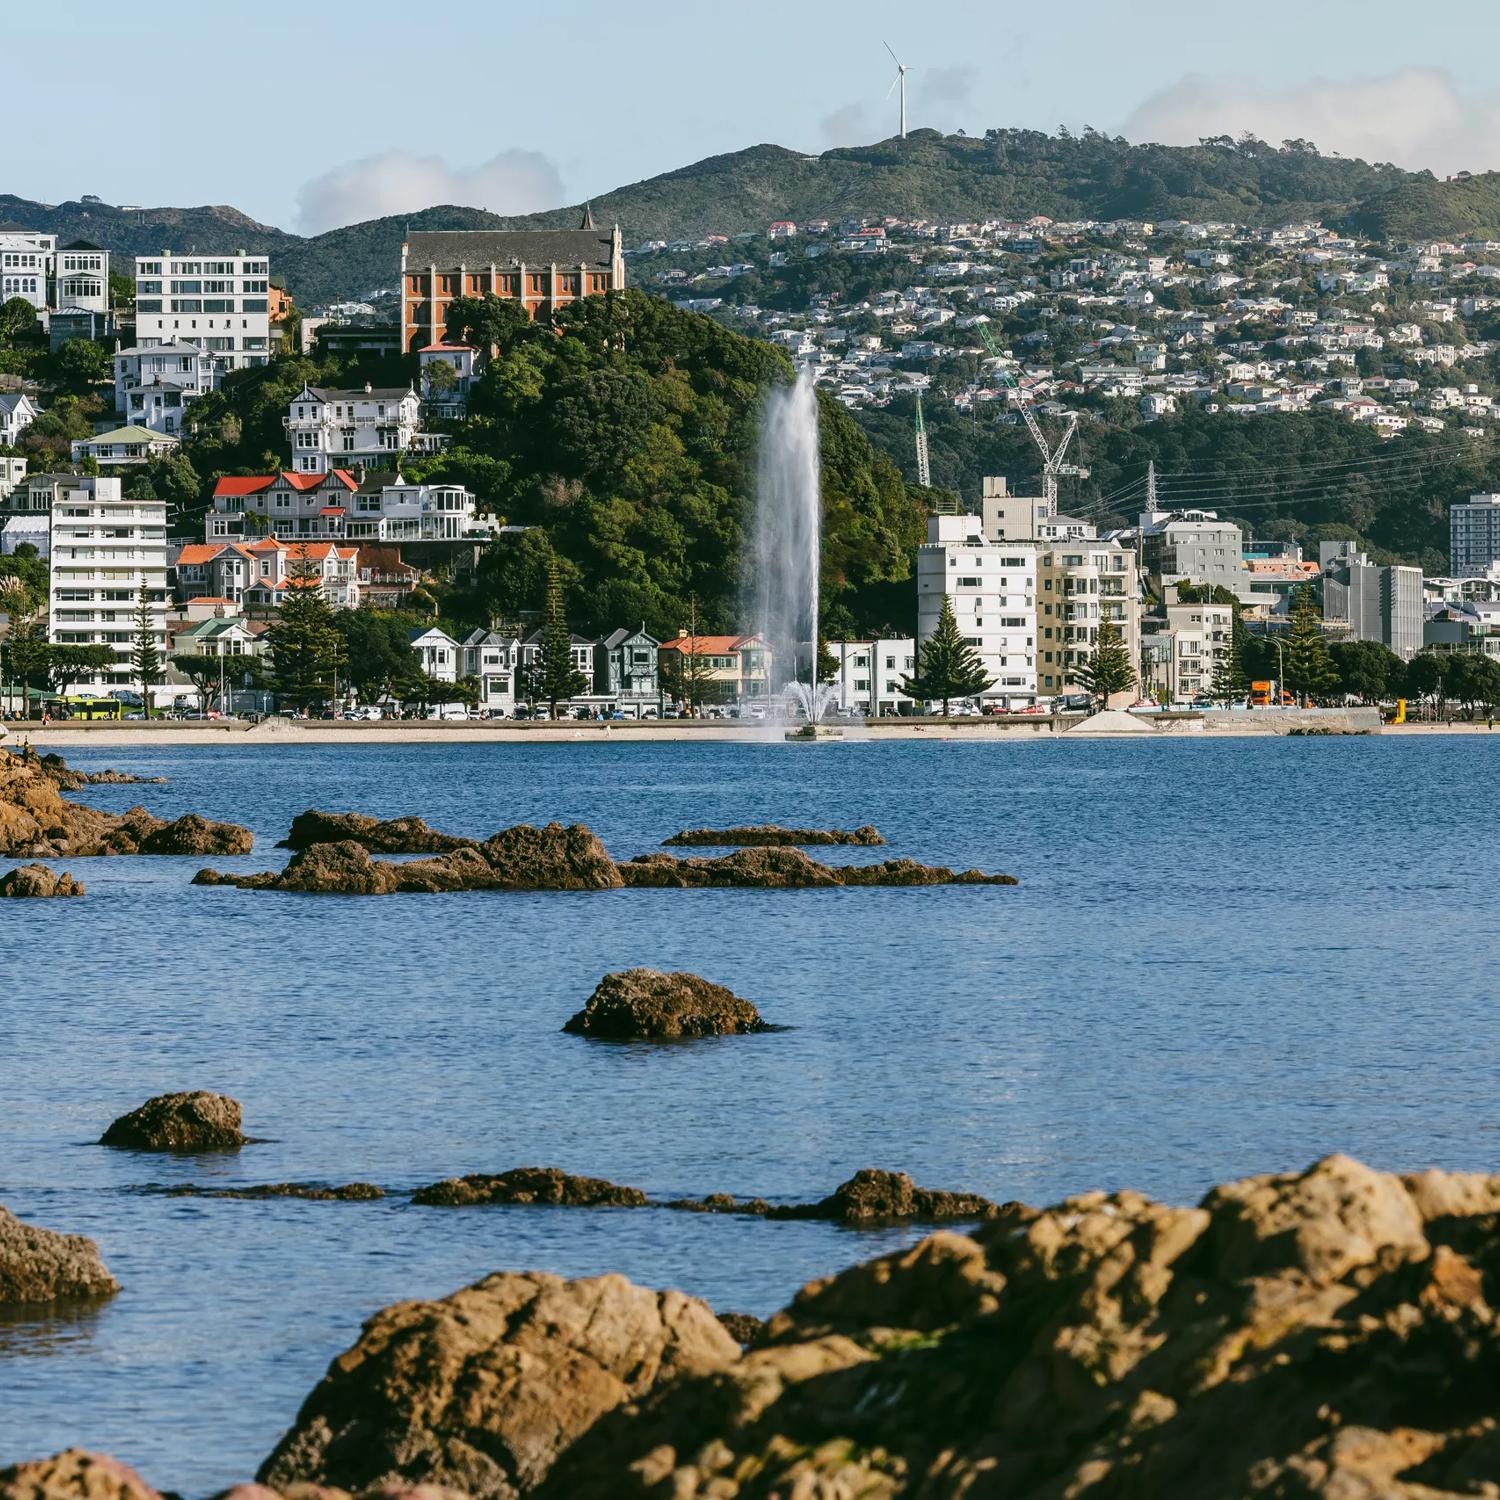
[538,1153,1500,1498]
[412,1168,647,1208]
[99,1091,246,1151]
[663,824,885,846]
[0,1205,118,1305]
[0,863,83,897]
[562,969,770,1038]
[257,1269,739,1500]
[39,753,166,788]
[279,810,477,854]
[0,748,250,858]
[198,823,1014,894]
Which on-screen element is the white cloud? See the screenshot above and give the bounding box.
[1122,67,1500,175]
[295,148,567,235]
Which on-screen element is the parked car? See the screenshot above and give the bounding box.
[425,705,471,721]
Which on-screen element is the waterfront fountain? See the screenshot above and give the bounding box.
[749,368,842,739]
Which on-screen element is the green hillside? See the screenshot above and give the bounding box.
[1345,171,1500,240]
[0,131,1428,306]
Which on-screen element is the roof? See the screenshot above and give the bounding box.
[212,470,359,498]
[404,228,617,271]
[418,342,475,353]
[175,544,228,566]
[80,425,175,445]
[306,385,413,403]
[214,475,275,498]
[115,340,208,358]
[659,634,762,654]
[61,239,105,251]
[0,393,35,414]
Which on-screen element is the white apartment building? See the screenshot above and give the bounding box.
[916,514,1038,707]
[0,224,56,309]
[1037,539,1142,698]
[46,477,168,696]
[133,251,271,375]
[831,638,916,716]
[1147,601,1234,702]
[284,382,426,475]
[114,341,217,435]
[1450,494,1500,578]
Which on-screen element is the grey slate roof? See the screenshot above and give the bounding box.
[404,228,616,270]
[307,386,412,403]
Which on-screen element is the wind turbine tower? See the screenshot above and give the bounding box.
[884,42,910,139]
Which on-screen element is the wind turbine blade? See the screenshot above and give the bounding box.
[884,39,901,66]
[887,73,901,98]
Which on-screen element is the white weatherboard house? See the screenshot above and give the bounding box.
[285,383,427,475]
[114,342,218,435]
[410,626,460,683]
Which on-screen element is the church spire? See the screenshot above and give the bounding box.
[580,202,596,230]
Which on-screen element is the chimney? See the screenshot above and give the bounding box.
[363,380,372,394]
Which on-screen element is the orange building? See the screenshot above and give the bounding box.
[399,212,625,352]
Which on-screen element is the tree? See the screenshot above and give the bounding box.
[901,596,993,715]
[0,297,39,348]
[53,338,110,387]
[537,555,587,714]
[1445,653,1500,718]
[130,579,162,716]
[1075,620,1135,708]
[1281,585,1338,703]
[443,293,535,354]
[168,652,226,712]
[423,359,459,400]
[335,611,421,704]
[265,556,342,710]
[1405,651,1448,713]
[1329,639,1405,705]
[3,609,51,717]
[48,643,118,696]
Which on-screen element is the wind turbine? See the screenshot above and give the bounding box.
[884,41,909,140]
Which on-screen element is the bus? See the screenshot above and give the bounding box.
[59,696,123,721]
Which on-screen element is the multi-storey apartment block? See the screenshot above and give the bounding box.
[1450,494,1500,578]
[916,514,1038,708]
[1037,539,1142,697]
[133,250,271,375]
[46,476,168,696]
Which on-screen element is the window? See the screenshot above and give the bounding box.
[956,576,981,587]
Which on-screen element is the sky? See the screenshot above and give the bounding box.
[12,0,1500,234]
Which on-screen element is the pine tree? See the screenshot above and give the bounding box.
[902,596,993,716]
[130,578,162,717]
[1282,583,1338,704]
[266,553,342,711]
[538,555,587,715]
[1075,620,1135,708]
[1228,610,1253,697]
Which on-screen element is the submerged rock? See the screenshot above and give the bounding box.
[663,824,885,847]
[0,748,249,859]
[621,847,1016,888]
[0,1205,119,1305]
[161,1182,384,1201]
[538,1153,1500,1499]
[0,1451,158,1500]
[766,1168,999,1223]
[412,1168,647,1208]
[0,863,83,897]
[100,1091,246,1151]
[194,821,1014,894]
[563,969,770,1039]
[257,1269,739,1500]
[278,810,477,853]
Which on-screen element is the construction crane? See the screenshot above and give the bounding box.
[975,323,1085,508]
[914,391,932,488]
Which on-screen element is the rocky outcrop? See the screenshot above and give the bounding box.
[562,969,770,1039]
[39,753,167,789]
[0,749,250,858]
[412,1168,647,1208]
[99,1091,246,1151]
[714,1312,765,1346]
[0,863,83,897]
[0,1451,159,1500]
[0,1205,119,1305]
[538,1153,1500,1499]
[278,810,477,853]
[257,1269,740,1500]
[621,847,1016,888]
[161,1182,383,1201]
[766,1168,999,1223]
[194,821,1014,894]
[663,825,885,846]
[196,824,624,894]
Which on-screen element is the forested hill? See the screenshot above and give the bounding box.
[2,131,1478,306]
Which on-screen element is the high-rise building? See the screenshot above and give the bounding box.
[1449,494,1500,578]
[133,251,271,376]
[1037,539,1142,697]
[1140,508,1249,599]
[915,514,1037,707]
[399,219,625,353]
[45,477,168,697]
[1319,542,1423,660]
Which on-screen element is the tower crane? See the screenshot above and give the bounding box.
[976,323,1086,508]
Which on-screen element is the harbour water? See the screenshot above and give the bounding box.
[1,736,1495,1492]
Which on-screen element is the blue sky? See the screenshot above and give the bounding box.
[11,0,1500,232]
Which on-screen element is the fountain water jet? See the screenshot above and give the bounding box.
[747,368,841,737]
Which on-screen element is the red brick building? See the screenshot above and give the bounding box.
[400,213,625,352]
